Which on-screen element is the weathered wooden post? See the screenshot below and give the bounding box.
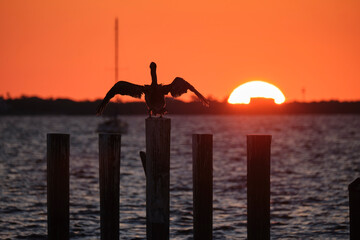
[349,178,360,240]
[192,134,213,240]
[146,117,171,240]
[47,133,70,240]
[99,134,121,240]
[247,135,271,240]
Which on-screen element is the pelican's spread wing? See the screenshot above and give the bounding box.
[96,81,145,115]
[162,77,209,107]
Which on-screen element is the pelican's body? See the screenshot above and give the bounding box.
[145,84,166,115]
[96,62,209,117]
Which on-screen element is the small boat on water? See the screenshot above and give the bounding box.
[96,116,128,134]
[96,19,128,134]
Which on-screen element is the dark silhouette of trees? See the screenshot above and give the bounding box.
[1,96,360,115]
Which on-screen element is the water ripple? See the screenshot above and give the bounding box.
[1,115,359,239]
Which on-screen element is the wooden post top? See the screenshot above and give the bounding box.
[47,133,70,137]
[146,117,170,121]
[349,178,360,191]
[247,134,272,138]
[146,117,171,130]
[98,133,122,136]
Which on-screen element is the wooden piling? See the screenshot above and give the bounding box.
[99,134,121,240]
[192,134,213,240]
[47,133,70,240]
[247,135,271,240]
[139,151,147,176]
[146,117,171,240]
[349,178,360,240]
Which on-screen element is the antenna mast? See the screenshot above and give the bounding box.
[301,87,306,102]
[115,18,118,83]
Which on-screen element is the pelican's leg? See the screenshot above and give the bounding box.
[161,108,167,117]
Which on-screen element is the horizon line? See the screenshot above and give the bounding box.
[2,95,360,104]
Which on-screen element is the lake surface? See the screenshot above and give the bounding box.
[1,115,360,239]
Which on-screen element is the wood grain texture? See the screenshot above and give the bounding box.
[99,134,121,240]
[247,135,271,240]
[349,178,360,240]
[192,134,213,240]
[146,117,171,240]
[47,133,70,240]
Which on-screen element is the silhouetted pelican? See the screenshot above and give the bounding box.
[96,62,209,116]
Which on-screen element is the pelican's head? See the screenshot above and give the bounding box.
[150,62,157,70]
[150,62,157,84]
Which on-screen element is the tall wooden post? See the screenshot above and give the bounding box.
[192,134,213,240]
[349,178,360,240]
[146,118,171,240]
[247,135,271,240]
[99,134,121,240]
[47,133,70,240]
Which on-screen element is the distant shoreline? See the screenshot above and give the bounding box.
[1,97,360,115]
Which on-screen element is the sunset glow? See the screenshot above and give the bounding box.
[228,81,286,104]
[0,1,359,102]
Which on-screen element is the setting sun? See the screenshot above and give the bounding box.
[228,81,285,104]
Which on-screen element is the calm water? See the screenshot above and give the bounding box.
[0,115,360,239]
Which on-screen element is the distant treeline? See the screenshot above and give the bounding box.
[1,96,360,115]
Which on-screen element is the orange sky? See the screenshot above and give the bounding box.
[1,0,359,102]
